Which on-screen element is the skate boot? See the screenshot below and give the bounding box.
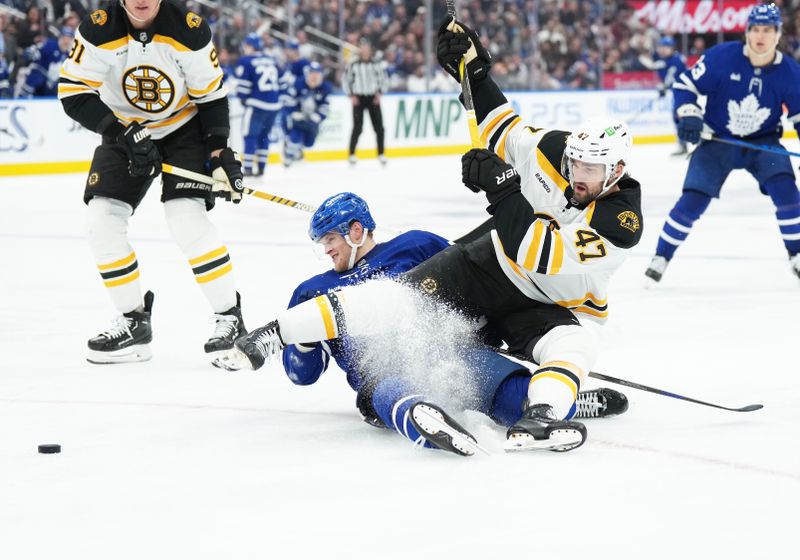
[378,154,388,166]
[644,255,669,283]
[87,291,154,364]
[212,320,284,371]
[574,388,629,419]
[506,403,587,453]
[670,142,688,157]
[204,292,246,353]
[348,154,356,166]
[409,402,481,457]
[790,253,800,281]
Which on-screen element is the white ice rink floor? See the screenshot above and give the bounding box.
[1,144,799,559]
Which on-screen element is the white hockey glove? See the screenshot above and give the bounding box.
[209,148,245,204]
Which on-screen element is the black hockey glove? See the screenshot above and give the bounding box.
[118,122,162,177]
[436,16,492,84]
[209,147,245,203]
[461,149,521,209]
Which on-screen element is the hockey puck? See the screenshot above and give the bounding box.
[38,444,61,454]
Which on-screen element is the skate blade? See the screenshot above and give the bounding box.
[211,348,252,371]
[87,344,152,364]
[412,405,488,457]
[504,428,584,453]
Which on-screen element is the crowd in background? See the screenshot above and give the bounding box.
[3,0,800,97]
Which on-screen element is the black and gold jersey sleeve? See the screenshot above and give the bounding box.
[154,0,213,52]
[588,178,644,249]
[77,4,128,48]
[535,130,569,176]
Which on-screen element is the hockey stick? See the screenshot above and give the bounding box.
[700,133,800,158]
[626,95,660,126]
[494,348,763,413]
[162,163,317,213]
[446,0,482,148]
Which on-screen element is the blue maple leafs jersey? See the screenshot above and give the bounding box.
[234,52,283,111]
[21,37,68,97]
[673,41,800,138]
[281,230,450,390]
[652,51,687,87]
[281,74,332,124]
[0,58,10,97]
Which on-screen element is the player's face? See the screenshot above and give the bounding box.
[319,231,355,273]
[124,0,161,26]
[656,45,673,58]
[306,71,323,88]
[568,159,608,204]
[747,24,780,56]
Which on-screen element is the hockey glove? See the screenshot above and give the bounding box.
[676,104,704,144]
[461,149,521,208]
[436,17,492,84]
[118,123,162,177]
[209,147,245,204]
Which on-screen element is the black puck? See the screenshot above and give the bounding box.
[38,444,61,454]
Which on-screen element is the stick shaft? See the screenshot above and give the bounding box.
[446,2,482,148]
[162,163,318,213]
[703,135,800,158]
[495,348,762,413]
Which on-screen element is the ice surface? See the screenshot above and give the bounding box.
[1,145,798,558]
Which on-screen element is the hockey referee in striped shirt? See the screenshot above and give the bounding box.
[343,40,389,165]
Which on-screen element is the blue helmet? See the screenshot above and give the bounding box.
[304,61,324,77]
[309,192,376,242]
[748,3,782,30]
[658,36,675,48]
[243,33,263,52]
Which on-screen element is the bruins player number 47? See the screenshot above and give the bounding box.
[58,0,246,364]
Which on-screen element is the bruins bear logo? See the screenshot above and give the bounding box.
[91,9,107,26]
[186,12,202,28]
[122,65,175,113]
[87,172,100,186]
[420,277,438,295]
[617,210,640,233]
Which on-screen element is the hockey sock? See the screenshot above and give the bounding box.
[655,190,712,260]
[764,176,800,255]
[528,325,596,419]
[371,378,435,448]
[86,197,143,314]
[489,373,532,427]
[164,198,236,313]
[256,148,269,173]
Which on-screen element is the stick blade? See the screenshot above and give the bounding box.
[736,404,764,412]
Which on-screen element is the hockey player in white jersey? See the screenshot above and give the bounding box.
[216,19,643,454]
[58,0,246,363]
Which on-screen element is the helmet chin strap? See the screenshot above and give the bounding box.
[344,229,369,270]
[120,0,162,24]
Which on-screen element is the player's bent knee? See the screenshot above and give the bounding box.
[163,197,214,251]
[86,196,133,255]
[532,324,599,381]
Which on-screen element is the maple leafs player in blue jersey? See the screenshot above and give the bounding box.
[646,3,800,283]
[220,192,628,456]
[281,62,331,167]
[638,36,688,155]
[234,33,283,177]
[0,57,11,98]
[20,27,74,97]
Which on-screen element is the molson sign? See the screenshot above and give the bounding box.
[630,0,758,33]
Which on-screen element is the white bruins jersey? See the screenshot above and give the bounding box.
[58,2,226,139]
[477,103,643,323]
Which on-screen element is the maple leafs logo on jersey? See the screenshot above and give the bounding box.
[726,94,771,137]
[186,12,202,29]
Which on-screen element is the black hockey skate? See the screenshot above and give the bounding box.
[506,403,587,453]
[409,402,483,457]
[212,320,285,371]
[87,291,154,364]
[574,388,629,419]
[204,292,246,353]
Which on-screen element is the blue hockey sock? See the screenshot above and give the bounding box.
[371,377,435,449]
[655,190,712,260]
[764,176,800,255]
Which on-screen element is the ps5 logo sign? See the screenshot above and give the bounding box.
[0,105,29,152]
